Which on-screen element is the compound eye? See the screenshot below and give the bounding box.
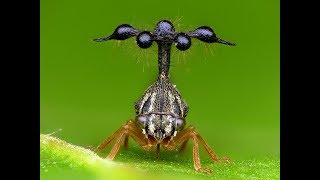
[175,33,191,51]
[176,117,186,130]
[136,31,153,49]
[135,115,147,128]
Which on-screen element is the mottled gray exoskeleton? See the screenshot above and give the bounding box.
[94,20,235,174]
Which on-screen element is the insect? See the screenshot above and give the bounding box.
[94,20,235,174]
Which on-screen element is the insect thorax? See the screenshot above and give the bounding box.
[134,75,188,142]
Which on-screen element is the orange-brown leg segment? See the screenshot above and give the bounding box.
[96,120,155,160]
[196,133,231,163]
[123,135,129,149]
[163,125,230,174]
[178,139,189,153]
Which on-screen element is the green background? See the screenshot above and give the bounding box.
[41,0,279,165]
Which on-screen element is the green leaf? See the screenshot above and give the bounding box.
[40,134,279,180]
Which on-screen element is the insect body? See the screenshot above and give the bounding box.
[94,20,235,174]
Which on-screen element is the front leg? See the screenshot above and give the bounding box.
[97,120,155,160]
[163,125,230,174]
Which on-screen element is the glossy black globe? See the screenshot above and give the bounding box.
[175,33,191,51]
[153,20,175,41]
[136,31,153,49]
[112,24,139,40]
[189,26,217,43]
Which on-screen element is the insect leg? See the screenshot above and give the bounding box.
[195,133,231,163]
[190,132,212,173]
[97,120,154,160]
[178,139,189,153]
[123,135,129,149]
[166,125,230,173]
[96,122,128,152]
[106,131,125,159]
[163,126,211,173]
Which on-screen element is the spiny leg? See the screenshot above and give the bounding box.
[163,126,210,173]
[164,126,229,174]
[175,126,230,163]
[97,120,154,160]
[96,123,126,152]
[107,132,125,159]
[195,133,231,163]
[97,119,150,152]
[178,139,189,153]
[123,135,129,149]
[191,133,211,173]
[107,120,154,159]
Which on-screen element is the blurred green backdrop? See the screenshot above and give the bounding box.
[41,0,279,160]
